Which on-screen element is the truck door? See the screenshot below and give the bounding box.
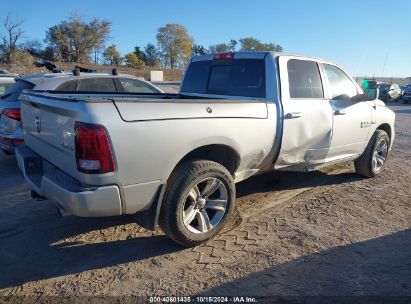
[322,63,372,160]
[275,57,333,168]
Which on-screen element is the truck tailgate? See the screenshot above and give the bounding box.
[19,92,117,182]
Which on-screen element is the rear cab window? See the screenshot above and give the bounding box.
[181,58,266,98]
[77,78,117,92]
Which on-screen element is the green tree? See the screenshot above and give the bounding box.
[41,46,55,61]
[102,44,121,65]
[156,23,194,68]
[208,40,237,53]
[192,44,208,56]
[239,37,282,52]
[45,13,111,62]
[124,52,144,67]
[143,43,160,67]
[133,46,146,63]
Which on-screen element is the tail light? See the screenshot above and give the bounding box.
[214,52,234,60]
[2,108,21,121]
[0,136,24,143]
[74,122,115,174]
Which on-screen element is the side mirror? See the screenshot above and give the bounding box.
[357,79,379,101]
[366,88,379,100]
[351,88,379,102]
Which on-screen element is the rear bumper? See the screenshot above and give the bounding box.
[16,146,122,217]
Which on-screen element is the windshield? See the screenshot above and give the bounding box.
[0,80,35,102]
[181,59,266,98]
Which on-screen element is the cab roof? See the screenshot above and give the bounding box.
[191,51,331,63]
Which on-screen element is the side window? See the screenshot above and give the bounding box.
[119,78,158,93]
[78,78,117,92]
[0,83,13,95]
[287,59,324,99]
[323,64,357,100]
[55,80,77,91]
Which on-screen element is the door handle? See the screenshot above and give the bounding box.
[285,112,303,119]
[334,109,347,115]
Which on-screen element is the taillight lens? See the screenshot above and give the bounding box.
[214,52,235,60]
[74,122,115,174]
[2,108,21,121]
[0,136,24,143]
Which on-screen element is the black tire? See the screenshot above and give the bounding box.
[354,130,390,177]
[159,160,235,247]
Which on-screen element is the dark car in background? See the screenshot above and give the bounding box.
[378,83,401,102]
[402,84,411,104]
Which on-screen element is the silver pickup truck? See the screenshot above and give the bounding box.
[16,52,395,246]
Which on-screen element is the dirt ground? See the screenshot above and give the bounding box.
[0,102,410,300]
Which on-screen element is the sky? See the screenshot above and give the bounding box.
[1,0,410,77]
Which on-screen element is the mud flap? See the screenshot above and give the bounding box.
[134,184,166,231]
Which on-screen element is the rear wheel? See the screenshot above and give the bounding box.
[159,160,235,247]
[354,130,390,177]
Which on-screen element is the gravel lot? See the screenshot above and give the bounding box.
[0,102,410,300]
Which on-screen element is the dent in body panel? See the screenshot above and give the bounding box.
[277,109,332,165]
[234,148,267,182]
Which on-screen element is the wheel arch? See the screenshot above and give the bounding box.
[376,123,392,142]
[172,144,241,178]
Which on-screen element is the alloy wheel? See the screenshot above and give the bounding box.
[182,177,228,234]
[372,138,388,172]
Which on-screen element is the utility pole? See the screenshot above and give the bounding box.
[381,53,388,77]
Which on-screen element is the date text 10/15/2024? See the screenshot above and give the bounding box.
[149,296,257,303]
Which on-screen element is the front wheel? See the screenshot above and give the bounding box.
[354,130,390,177]
[159,160,235,247]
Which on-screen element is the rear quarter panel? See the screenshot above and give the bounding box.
[110,100,278,187]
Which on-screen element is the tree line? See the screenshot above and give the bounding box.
[0,13,283,69]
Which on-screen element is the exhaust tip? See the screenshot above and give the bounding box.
[57,206,73,217]
[31,190,47,201]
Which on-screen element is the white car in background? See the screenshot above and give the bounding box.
[0,70,18,96]
[0,68,163,155]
